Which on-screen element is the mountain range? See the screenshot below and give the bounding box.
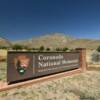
[0,33,100,49]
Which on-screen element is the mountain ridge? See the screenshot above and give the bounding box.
[13,33,75,49]
[0,37,12,47]
[0,33,100,49]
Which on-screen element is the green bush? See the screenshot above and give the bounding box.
[63,47,68,51]
[55,48,61,51]
[55,47,69,52]
[0,46,8,49]
[39,46,44,51]
[97,46,100,52]
[46,48,50,51]
[12,44,23,50]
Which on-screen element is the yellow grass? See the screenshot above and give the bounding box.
[0,71,100,100]
[0,50,7,62]
[0,50,7,57]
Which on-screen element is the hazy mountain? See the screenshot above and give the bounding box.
[0,37,12,47]
[13,33,75,49]
[1,33,100,49]
[67,39,100,49]
[13,33,100,49]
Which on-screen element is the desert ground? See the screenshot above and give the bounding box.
[0,50,7,62]
[0,49,100,100]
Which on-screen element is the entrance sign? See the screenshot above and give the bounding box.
[7,51,81,84]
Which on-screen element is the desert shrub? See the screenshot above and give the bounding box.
[26,47,40,51]
[80,94,95,100]
[91,53,100,62]
[55,47,69,52]
[55,48,62,51]
[97,46,100,52]
[62,47,68,51]
[12,44,23,50]
[46,48,50,51]
[39,46,44,51]
[0,46,8,49]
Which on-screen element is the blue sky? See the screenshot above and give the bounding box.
[0,0,100,40]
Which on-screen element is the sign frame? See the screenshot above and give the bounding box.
[7,49,86,84]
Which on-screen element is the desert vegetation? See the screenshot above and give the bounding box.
[0,68,100,100]
[0,34,100,100]
[0,62,6,81]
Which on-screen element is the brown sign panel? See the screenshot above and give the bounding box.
[7,52,80,84]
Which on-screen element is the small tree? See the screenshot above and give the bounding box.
[56,48,61,51]
[63,47,68,52]
[97,46,100,52]
[12,44,23,50]
[0,46,8,49]
[46,48,50,51]
[39,46,44,51]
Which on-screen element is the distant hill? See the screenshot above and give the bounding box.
[66,39,100,49]
[0,37,12,47]
[13,33,75,49]
[1,33,100,50]
[13,33,100,50]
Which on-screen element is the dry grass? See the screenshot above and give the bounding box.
[0,71,100,100]
[0,50,7,57]
[0,62,6,81]
[0,50,7,62]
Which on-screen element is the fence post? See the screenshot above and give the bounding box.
[76,48,87,72]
